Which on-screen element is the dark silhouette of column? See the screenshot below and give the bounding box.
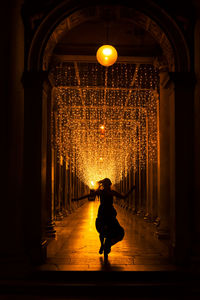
[155,66,170,238]
[45,81,56,238]
[24,70,49,263]
[192,19,200,266]
[169,72,195,262]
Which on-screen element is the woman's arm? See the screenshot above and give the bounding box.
[72,189,100,201]
[72,194,90,201]
[112,186,135,199]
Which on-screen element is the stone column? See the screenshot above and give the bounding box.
[55,156,64,220]
[0,0,29,272]
[65,162,71,213]
[62,160,68,216]
[144,114,150,221]
[152,162,158,221]
[153,92,160,225]
[45,82,56,238]
[156,66,170,238]
[169,72,195,262]
[24,70,49,263]
[127,169,132,211]
[131,167,136,214]
[137,122,142,215]
[192,19,200,266]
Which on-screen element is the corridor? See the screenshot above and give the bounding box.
[41,200,174,272]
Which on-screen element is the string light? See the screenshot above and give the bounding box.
[50,62,159,188]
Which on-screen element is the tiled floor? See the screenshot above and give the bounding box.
[40,200,175,271]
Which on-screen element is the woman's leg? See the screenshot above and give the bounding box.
[99,233,104,254]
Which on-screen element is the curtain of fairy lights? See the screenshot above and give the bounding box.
[50,62,159,187]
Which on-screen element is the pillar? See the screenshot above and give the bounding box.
[192,18,200,266]
[131,167,136,214]
[169,72,195,263]
[24,70,49,263]
[56,157,64,220]
[0,0,29,273]
[137,122,142,215]
[45,81,56,238]
[156,67,170,238]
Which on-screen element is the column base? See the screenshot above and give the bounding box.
[46,220,56,238]
[127,207,134,214]
[130,208,136,214]
[62,209,69,217]
[153,217,160,226]
[56,210,64,221]
[137,210,144,216]
[155,228,169,239]
[144,213,152,222]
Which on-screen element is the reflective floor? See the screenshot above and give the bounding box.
[42,200,175,271]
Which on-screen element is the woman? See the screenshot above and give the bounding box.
[95,178,135,258]
[73,178,135,258]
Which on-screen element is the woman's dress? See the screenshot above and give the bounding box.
[95,190,124,241]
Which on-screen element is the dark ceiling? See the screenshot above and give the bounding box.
[53,19,162,57]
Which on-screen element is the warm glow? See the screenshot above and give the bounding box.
[103,48,112,55]
[96,45,118,67]
[51,62,159,187]
[89,181,99,189]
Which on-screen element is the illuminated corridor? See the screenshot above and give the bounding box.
[2,1,200,299]
[43,200,173,271]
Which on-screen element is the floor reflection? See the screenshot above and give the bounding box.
[42,200,175,271]
[99,257,124,271]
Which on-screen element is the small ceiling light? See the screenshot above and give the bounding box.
[96,45,118,67]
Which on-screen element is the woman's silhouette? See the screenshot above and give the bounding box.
[73,178,135,259]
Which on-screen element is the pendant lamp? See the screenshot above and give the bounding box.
[96,21,118,67]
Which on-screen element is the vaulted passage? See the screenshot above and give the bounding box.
[22,2,197,271]
[50,61,159,219]
[40,6,172,267]
[2,0,200,299]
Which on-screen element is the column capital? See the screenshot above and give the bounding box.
[153,56,169,73]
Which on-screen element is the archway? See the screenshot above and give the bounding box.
[24,1,193,265]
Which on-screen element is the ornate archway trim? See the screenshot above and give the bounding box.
[27,1,190,72]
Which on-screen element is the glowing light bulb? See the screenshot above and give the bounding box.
[100,125,105,130]
[99,157,103,161]
[103,48,112,55]
[96,45,118,67]
[91,181,94,187]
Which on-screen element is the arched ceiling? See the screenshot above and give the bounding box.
[43,5,174,70]
[53,19,162,57]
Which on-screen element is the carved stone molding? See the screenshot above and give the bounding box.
[42,5,175,71]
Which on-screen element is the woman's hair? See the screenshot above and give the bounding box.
[98,178,112,187]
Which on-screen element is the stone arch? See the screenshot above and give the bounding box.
[24,0,194,264]
[27,0,190,73]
